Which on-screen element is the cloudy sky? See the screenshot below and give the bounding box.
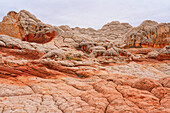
[0,0,169,29]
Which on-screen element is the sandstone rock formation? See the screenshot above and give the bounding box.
[72,21,132,42]
[0,10,60,43]
[125,20,170,48]
[0,10,170,113]
[56,20,133,48]
[147,45,170,60]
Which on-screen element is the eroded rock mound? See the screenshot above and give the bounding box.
[72,21,132,45]
[125,20,170,48]
[0,10,59,43]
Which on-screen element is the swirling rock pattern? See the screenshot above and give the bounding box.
[125,20,170,48]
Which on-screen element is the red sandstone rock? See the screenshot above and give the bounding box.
[161,96,170,109]
[126,48,155,55]
[117,85,168,113]
[0,43,170,112]
[158,76,170,88]
[0,10,58,43]
[132,78,162,92]
[106,98,145,113]
[151,87,167,99]
[160,88,170,108]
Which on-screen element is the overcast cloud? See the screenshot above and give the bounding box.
[0,0,170,29]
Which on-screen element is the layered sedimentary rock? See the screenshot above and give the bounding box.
[72,21,132,41]
[0,10,59,43]
[0,10,170,113]
[125,20,170,48]
[147,45,170,60]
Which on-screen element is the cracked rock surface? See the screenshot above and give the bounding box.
[0,34,169,113]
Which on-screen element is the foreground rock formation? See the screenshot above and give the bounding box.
[0,10,170,113]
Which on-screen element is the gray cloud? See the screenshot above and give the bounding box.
[0,0,170,29]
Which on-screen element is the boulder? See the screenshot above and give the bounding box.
[0,10,59,43]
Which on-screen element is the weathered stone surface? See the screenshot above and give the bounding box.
[160,88,170,109]
[125,20,169,48]
[0,10,59,43]
[156,45,170,60]
[159,76,170,88]
[0,40,170,112]
[132,78,162,92]
[71,21,133,47]
[148,50,160,58]
[147,45,170,60]
[117,85,169,113]
[106,98,145,113]
[151,87,167,99]
[0,10,170,113]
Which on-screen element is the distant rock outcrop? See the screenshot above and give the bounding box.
[124,20,170,48]
[72,21,132,45]
[0,10,133,46]
[0,10,59,43]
